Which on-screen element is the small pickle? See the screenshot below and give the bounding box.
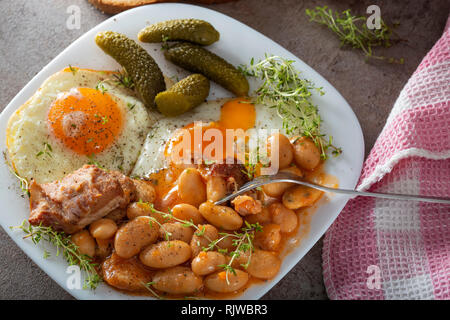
[155,74,210,117]
[95,31,165,108]
[138,19,220,46]
[164,42,249,97]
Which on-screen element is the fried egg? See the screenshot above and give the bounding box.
[6,68,156,183]
[132,97,284,177]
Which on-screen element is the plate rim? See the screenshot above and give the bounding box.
[0,2,365,300]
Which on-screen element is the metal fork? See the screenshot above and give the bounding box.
[215,172,450,205]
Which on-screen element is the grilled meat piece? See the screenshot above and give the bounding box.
[200,161,249,194]
[29,164,136,234]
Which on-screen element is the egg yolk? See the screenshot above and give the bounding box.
[219,97,256,131]
[165,98,256,162]
[47,87,123,155]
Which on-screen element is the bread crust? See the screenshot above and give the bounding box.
[88,0,236,14]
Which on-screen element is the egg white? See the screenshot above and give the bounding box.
[6,69,156,183]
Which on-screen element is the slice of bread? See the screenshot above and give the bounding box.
[88,0,236,14]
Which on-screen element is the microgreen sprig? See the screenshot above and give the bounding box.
[240,55,341,159]
[68,65,77,75]
[127,102,136,111]
[144,202,209,241]
[241,164,256,181]
[306,6,404,63]
[161,35,171,50]
[11,220,101,289]
[113,70,134,89]
[87,154,106,170]
[36,142,53,159]
[95,81,108,94]
[143,281,165,299]
[205,221,263,285]
[143,202,262,285]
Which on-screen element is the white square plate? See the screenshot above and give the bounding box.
[0,3,364,299]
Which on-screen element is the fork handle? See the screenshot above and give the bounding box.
[295,180,450,204]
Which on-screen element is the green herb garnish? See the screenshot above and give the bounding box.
[36,142,53,159]
[95,81,108,94]
[161,35,170,50]
[143,281,164,299]
[240,55,341,159]
[3,151,30,197]
[113,70,134,89]
[306,6,403,63]
[144,202,212,243]
[87,154,105,170]
[209,221,263,285]
[11,220,101,289]
[127,102,136,111]
[147,202,263,285]
[68,65,77,75]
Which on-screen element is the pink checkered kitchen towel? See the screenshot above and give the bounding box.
[322,17,450,300]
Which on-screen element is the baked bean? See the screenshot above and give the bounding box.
[102,253,153,292]
[126,201,166,223]
[89,218,118,240]
[199,201,243,230]
[178,168,207,207]
[291,136,321,170]
[114,216,159,258]
[262,166,304,198]
[206,175,228,202]
[269,203,298,233]
[216,232,236,252]
[127,201,149,220]
[254,224,281,251]
[152,266,203,295]
[133,179,156,203]
[267,133,294,169]
[245,207,272,225]
[228,249,251,269]
[140,240,191,268]
[204,270,249,293]
[159,222,194,243]
[172,203,205,225]
[190,224,219,257]
[160,185,179,210]
[282,185,323,210]
[245,249,281,279]
[191,251,227,276]
[257,189,278,207]
[95,237,113,259]
[72,230,96,257]
[231,195,262,216]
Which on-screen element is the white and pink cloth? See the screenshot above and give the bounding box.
[322,17,450,299]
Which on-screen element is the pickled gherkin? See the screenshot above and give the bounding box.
[95,31,165,108]
[164,42,249,97]
[138,19,220,46]
[155,74,210,117]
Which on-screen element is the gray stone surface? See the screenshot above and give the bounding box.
[0,0,448,300]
